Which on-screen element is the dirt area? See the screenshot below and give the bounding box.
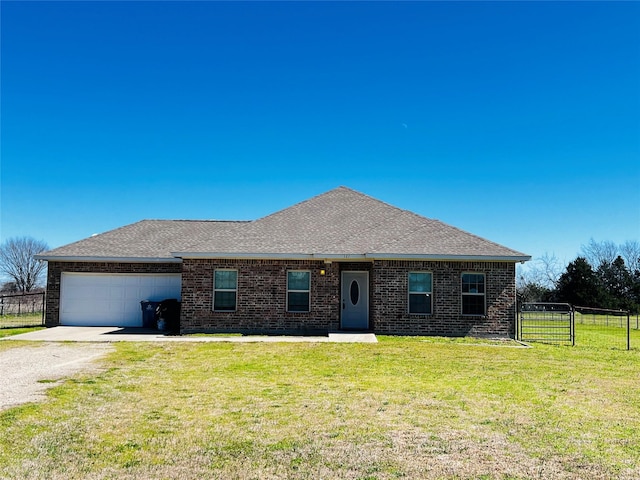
[0,343,113,411]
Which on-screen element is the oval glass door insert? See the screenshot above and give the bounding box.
[350,280,360,305]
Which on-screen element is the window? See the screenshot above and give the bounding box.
[213,269,237,311]
[287,271,310,312]
[462,273,485,315]
[408,272,432,314]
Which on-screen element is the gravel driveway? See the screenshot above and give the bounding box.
[0,343,113,411]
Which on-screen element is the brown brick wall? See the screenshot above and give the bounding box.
[45,258,516,337]
[44,261,182,326]
[180,259,340,334]
[181,258,515,337]
[371,260,516,337]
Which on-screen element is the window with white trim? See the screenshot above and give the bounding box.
[213,269,237,311]
[287,271,310,312]
[408,272,432,314]
[461,273,485,315]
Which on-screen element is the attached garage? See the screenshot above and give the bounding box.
[60,273,181,327]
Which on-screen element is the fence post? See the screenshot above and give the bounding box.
[41,291,45,326]
[628,312,631,351]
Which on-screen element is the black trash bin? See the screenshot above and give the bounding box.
[140,300,160,328]
[156,299,181,334]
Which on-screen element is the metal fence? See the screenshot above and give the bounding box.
[0,292,45,328]
[518,303,634,350]
[518,303,574,345]
[575,306,638,329]
[574,305,632,351]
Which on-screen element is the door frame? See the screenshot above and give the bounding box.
[340,270,370,330]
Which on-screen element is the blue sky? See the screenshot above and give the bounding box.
[2,1,639,269]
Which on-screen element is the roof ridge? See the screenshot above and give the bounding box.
[254,186,435,223]
[252,187,344,223]
[142,219,250,223]
[343,187,437,222]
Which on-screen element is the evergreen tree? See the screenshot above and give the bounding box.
[597,256,636,311]
[555,257,605,307]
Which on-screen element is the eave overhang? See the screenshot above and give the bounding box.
[171,251,531,263]
[34,255,183,264]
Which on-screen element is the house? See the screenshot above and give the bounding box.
[36,187,530,337]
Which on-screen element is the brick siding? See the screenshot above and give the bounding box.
[44,261,182,326]
[181,259,341,334]
[371,260,516,337]
[45,258,516,337]
[181,258,516,337]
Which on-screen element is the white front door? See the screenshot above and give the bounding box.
[341,271,369,330]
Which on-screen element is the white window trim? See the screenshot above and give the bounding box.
[287,270,311,313]
[461,272,486,316]
[408,271,433,315]
[213,269,238,312]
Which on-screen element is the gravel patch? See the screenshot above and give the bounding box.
[0,343,113,411]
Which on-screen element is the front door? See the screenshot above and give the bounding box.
[341,271,369,330]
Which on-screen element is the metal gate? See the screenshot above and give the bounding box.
[518,303,574,345]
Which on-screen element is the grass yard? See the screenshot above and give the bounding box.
[0,312,44,329]
[577,323,637,350]
[520,312,639,350]
[0,326,45,339]
[1,331,639,479]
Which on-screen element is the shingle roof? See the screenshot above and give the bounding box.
[37,187,529,262]
[37,220,248,261]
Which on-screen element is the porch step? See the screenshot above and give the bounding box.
[328,332,378,343]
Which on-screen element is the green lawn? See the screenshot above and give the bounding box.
[1,331,639,479]
[0,312,44,329]
[520,312,639,350]
[0,326,45,339]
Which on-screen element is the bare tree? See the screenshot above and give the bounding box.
[537,252,563,289]
[620,240,640,274]
[0,237,49,293]
[522,252,563,290]
[516,269,553,303]
[516,252,563,304]
[580,238,618,268]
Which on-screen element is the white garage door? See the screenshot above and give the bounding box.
[60,273,182,327]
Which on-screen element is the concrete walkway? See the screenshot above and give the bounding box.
[3,326,377,343]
